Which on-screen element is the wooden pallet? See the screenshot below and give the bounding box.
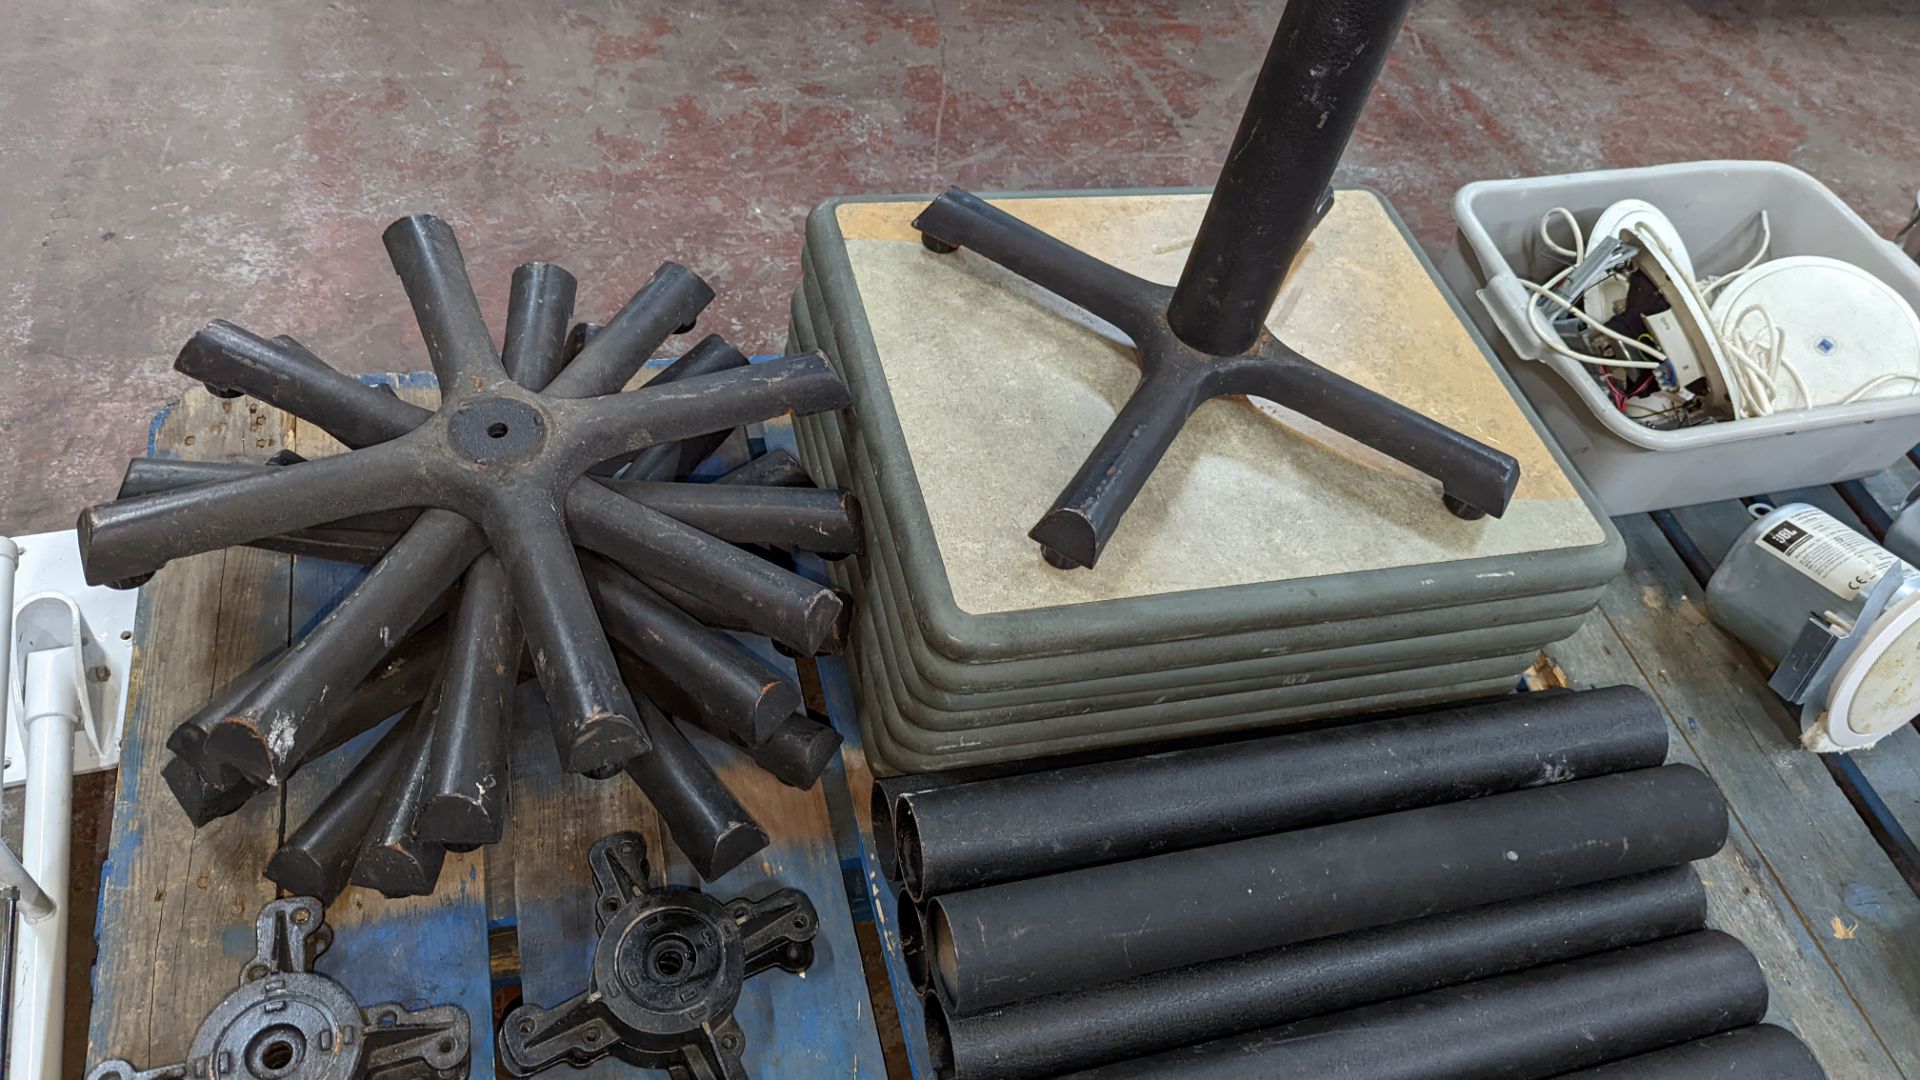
[85,382,887,1077]
[825,462,1920,1079]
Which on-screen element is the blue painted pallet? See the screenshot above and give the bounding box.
[768,393,933,1077]
[89,380,495,1074]
[91,374,885,1077]
[814,654,935,1080]
[89,389,296,1071]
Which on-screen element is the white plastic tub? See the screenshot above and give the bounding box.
[1438,161,1920,514]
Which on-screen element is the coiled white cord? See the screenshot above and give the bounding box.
[1531,206,1920,420]
[1523,209,1665,371]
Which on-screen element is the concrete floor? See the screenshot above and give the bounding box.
[2,0,1916,533]
[1,0,1916,1070]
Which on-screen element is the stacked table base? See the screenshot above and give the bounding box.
[789,187,1624,773]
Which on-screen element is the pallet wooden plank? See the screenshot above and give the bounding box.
[279,386,498,1073]
[672,635,888,1079]
[87,391,295,1069]
[505,684,664,1080]
[1542,615,1902,1079]
[1584,513,1920,1075]
[1669,488,1920,878]
[1859,456,1918,514]
[816,655,935,1080]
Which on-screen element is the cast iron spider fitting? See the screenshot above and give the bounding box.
[76,214,859,891]
[913,0,1522,569]
[86,896,471,1080]
[498,831,818,1078]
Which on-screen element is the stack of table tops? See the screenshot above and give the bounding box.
[788,187,1623,774]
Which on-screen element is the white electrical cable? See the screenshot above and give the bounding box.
[1701,212,1773,299]
[1521,281,1665,369]
[1632,214,1796,419]
[1532,205,1920,421]
[1526,210,1667,370]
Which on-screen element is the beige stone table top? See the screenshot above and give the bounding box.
[832,190,1606,617]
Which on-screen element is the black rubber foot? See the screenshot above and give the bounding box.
[203,383,245,399]
[1444,493,1487,520]
[920,233,959,255]
[1041,546,1082,571]
[1031,508,1098,570]
[675,321,697,335]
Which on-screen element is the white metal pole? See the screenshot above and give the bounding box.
[0,541,50,923]
[0,533,15,1078]
[0,536,14,753]
[7,643,78,1080]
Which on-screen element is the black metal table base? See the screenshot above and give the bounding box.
[911,0,1521,569]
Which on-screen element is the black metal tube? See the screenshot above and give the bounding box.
[166,620,449,824]
[1072,931,1767,1079]
[489,499,650,774]
[353,682,450,898]
[415,553,521,845]
[729,712,842,790]
[928,765,1728,1013]
[203,509,485,783]
[569,481,844,655]
[587,556,800,745]
[601,480,861,555]
[622,701,769,881]
[715,448,812,488]
[911,188,1166,334]
[562,353,853,469]
[608,333,749,479]
[502,262,579,390]
[543,262,713,399]
[1556,1026,1825,1079]
[897,685,1667,900]
[870,774,968,883]
[925,867,1707,1078]
[899,888,932,994]
[172,320,431,447]
[264,710,419,903]
[119,457,856,553]
[1165,0,1415,355]
[382,214,503,392]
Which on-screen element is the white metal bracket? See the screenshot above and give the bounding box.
[2,530,136,786]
